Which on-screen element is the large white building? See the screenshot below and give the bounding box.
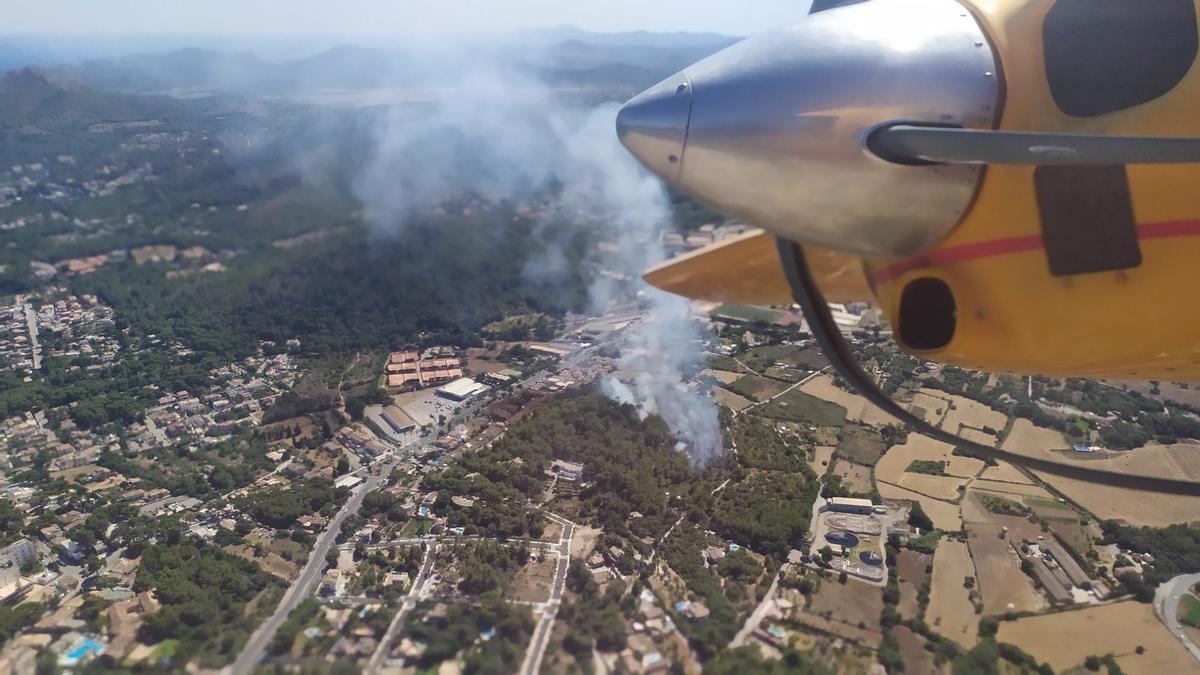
[0,539,36,570]
[0,539,37,587]
[823,497,874,515]
[436,378,490,402]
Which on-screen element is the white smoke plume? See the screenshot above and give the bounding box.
[348,59,722,463]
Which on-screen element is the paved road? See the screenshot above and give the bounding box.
[520,512,575,675]
[367,543,437,674]
[23,301,40,370]
[1154,572,1200,664]
[227,463,393,675]
[730,564,788,647]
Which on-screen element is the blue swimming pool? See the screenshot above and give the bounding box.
[66,637,104,661]
[825,531,859,547]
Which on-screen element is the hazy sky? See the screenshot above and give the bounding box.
[6,1,813,37]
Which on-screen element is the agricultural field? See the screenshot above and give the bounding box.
[710,303,785,324]
[959,491,996,525]
[965,523,1044,615]
[932,391,1007,441]
[709,369,744,384]
[712,387,754,412]
[809,445,836,475]
[739,344,828,371]
[891,625,946,675]
[806,573,886,637]
[800,374,898,427]
[894,549,932,619]
[754,387,848,427]
[968,480,1056,499]
[977,459,1036,484]
[726,374,791,402]
[895,473,970,501]
[836,424,888,466]
[1110,378,1200,409]
[909,390,951,424]
[996,601,1197,675]
[831,459,874,494]
[925,538,979,648]
[877,482,963,531]
[1004,420,1200,526]
[875,434,985,483]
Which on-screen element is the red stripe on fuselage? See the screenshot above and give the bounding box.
[869,219,1200,285]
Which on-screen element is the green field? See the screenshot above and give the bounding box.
[1025,497,1080,521]
[1181,595,1200,629]
[726,374,791,402]
[753,388,848,427]
[708,355,748,373]
[835,425,887,466]
[710,303,785,324]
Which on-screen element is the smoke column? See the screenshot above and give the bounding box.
[349,61,722,463]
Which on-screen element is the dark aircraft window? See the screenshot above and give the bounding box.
[1035,165,1142,276]
[898,277,956,351]
[1043,0,1197,117]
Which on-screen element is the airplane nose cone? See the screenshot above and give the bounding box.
[616,75,692,183]
[613,0,1000,257]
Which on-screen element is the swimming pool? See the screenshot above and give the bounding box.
[825,531,860,548]
[65,637,104,661]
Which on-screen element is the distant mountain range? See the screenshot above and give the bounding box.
[25,30,739,98]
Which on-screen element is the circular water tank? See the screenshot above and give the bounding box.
[859,551,885,567]
[825,531,860,548]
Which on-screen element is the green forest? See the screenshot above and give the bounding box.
[133,540,281,667]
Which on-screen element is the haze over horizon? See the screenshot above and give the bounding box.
[4,1,813,39]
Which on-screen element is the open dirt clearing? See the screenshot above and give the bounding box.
[800,374,900,426]
[507,556,557,603]
[876,434,985,483]
[877,482,963,531]
[926,538,979,648]
[570,524,602,559]
[965,524,1044,614]
[1004,420,1200,526]
[996,600,1197,675]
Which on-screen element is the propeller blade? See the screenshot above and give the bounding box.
[643,230,872,304]
[870,124,1200,166]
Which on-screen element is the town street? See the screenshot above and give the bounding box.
[23,300,40,370]
[520,511,576,675]
[366,542,437,674]
[1154,572,1200,664]
[226,460,396,675]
